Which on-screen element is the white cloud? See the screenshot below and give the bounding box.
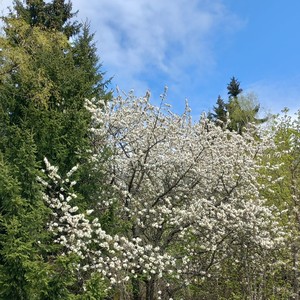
[0,0,12,16]
[0,0,244,109]
[72,0,243,96]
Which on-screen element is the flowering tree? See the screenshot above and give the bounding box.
[42,91,283,299]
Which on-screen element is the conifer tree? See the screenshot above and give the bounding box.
[1,1,111,173]
[72,22,111,101]
[12,0,81,37]
[210,77,267,134]
[0,1,111,297]
[208,95,227,124]
[227,76,243,99]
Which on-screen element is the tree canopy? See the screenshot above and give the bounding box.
[11,0,81,37]
[209,77,268,133]
[0,1,299,299]
[0,1,111,298]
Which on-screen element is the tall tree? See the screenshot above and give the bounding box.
[210,77,267,134]
[0,2,110,174]
[227,92,268,134]
[0,1,111,298]
[260,110,300,299]
[0,17,87,172]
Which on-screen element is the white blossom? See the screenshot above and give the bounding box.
[41,91,284,299]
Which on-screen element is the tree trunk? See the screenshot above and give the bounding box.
[146,278,155,300]
[132,277,141,300]
[293,243,299,300]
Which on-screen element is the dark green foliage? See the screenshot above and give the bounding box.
[0,1,111,298]
[72,22,112,102]
[0,19,87,173]
[227,76,243,99]
[0,6,110,174]
[208,95,227,124]
[0,136,50,299]
[12,0,81,37]
[0,125,83,299]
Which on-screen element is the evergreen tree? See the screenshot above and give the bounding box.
[0,130,80,299]
[0,17,87,172]
[12,0,81,37]
[0,2,111,174]
[208,95,227,124]
[0,1,111,297]
[210,77,267,134]
[72,22,111,101]
[227,76,243,99]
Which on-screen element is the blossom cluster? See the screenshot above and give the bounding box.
[86,92,284,281]
[40,158,174,289]
[41,91,284,298]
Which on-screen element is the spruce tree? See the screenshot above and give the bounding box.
[0,1,111,297]
[208,95,227,124]
[210,77,267,134]
[72,22,111,101]
[1,1,111,174]
[12,0,81,37]
[227,76,243,99]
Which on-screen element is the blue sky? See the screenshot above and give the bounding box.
[1,0,300,117]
